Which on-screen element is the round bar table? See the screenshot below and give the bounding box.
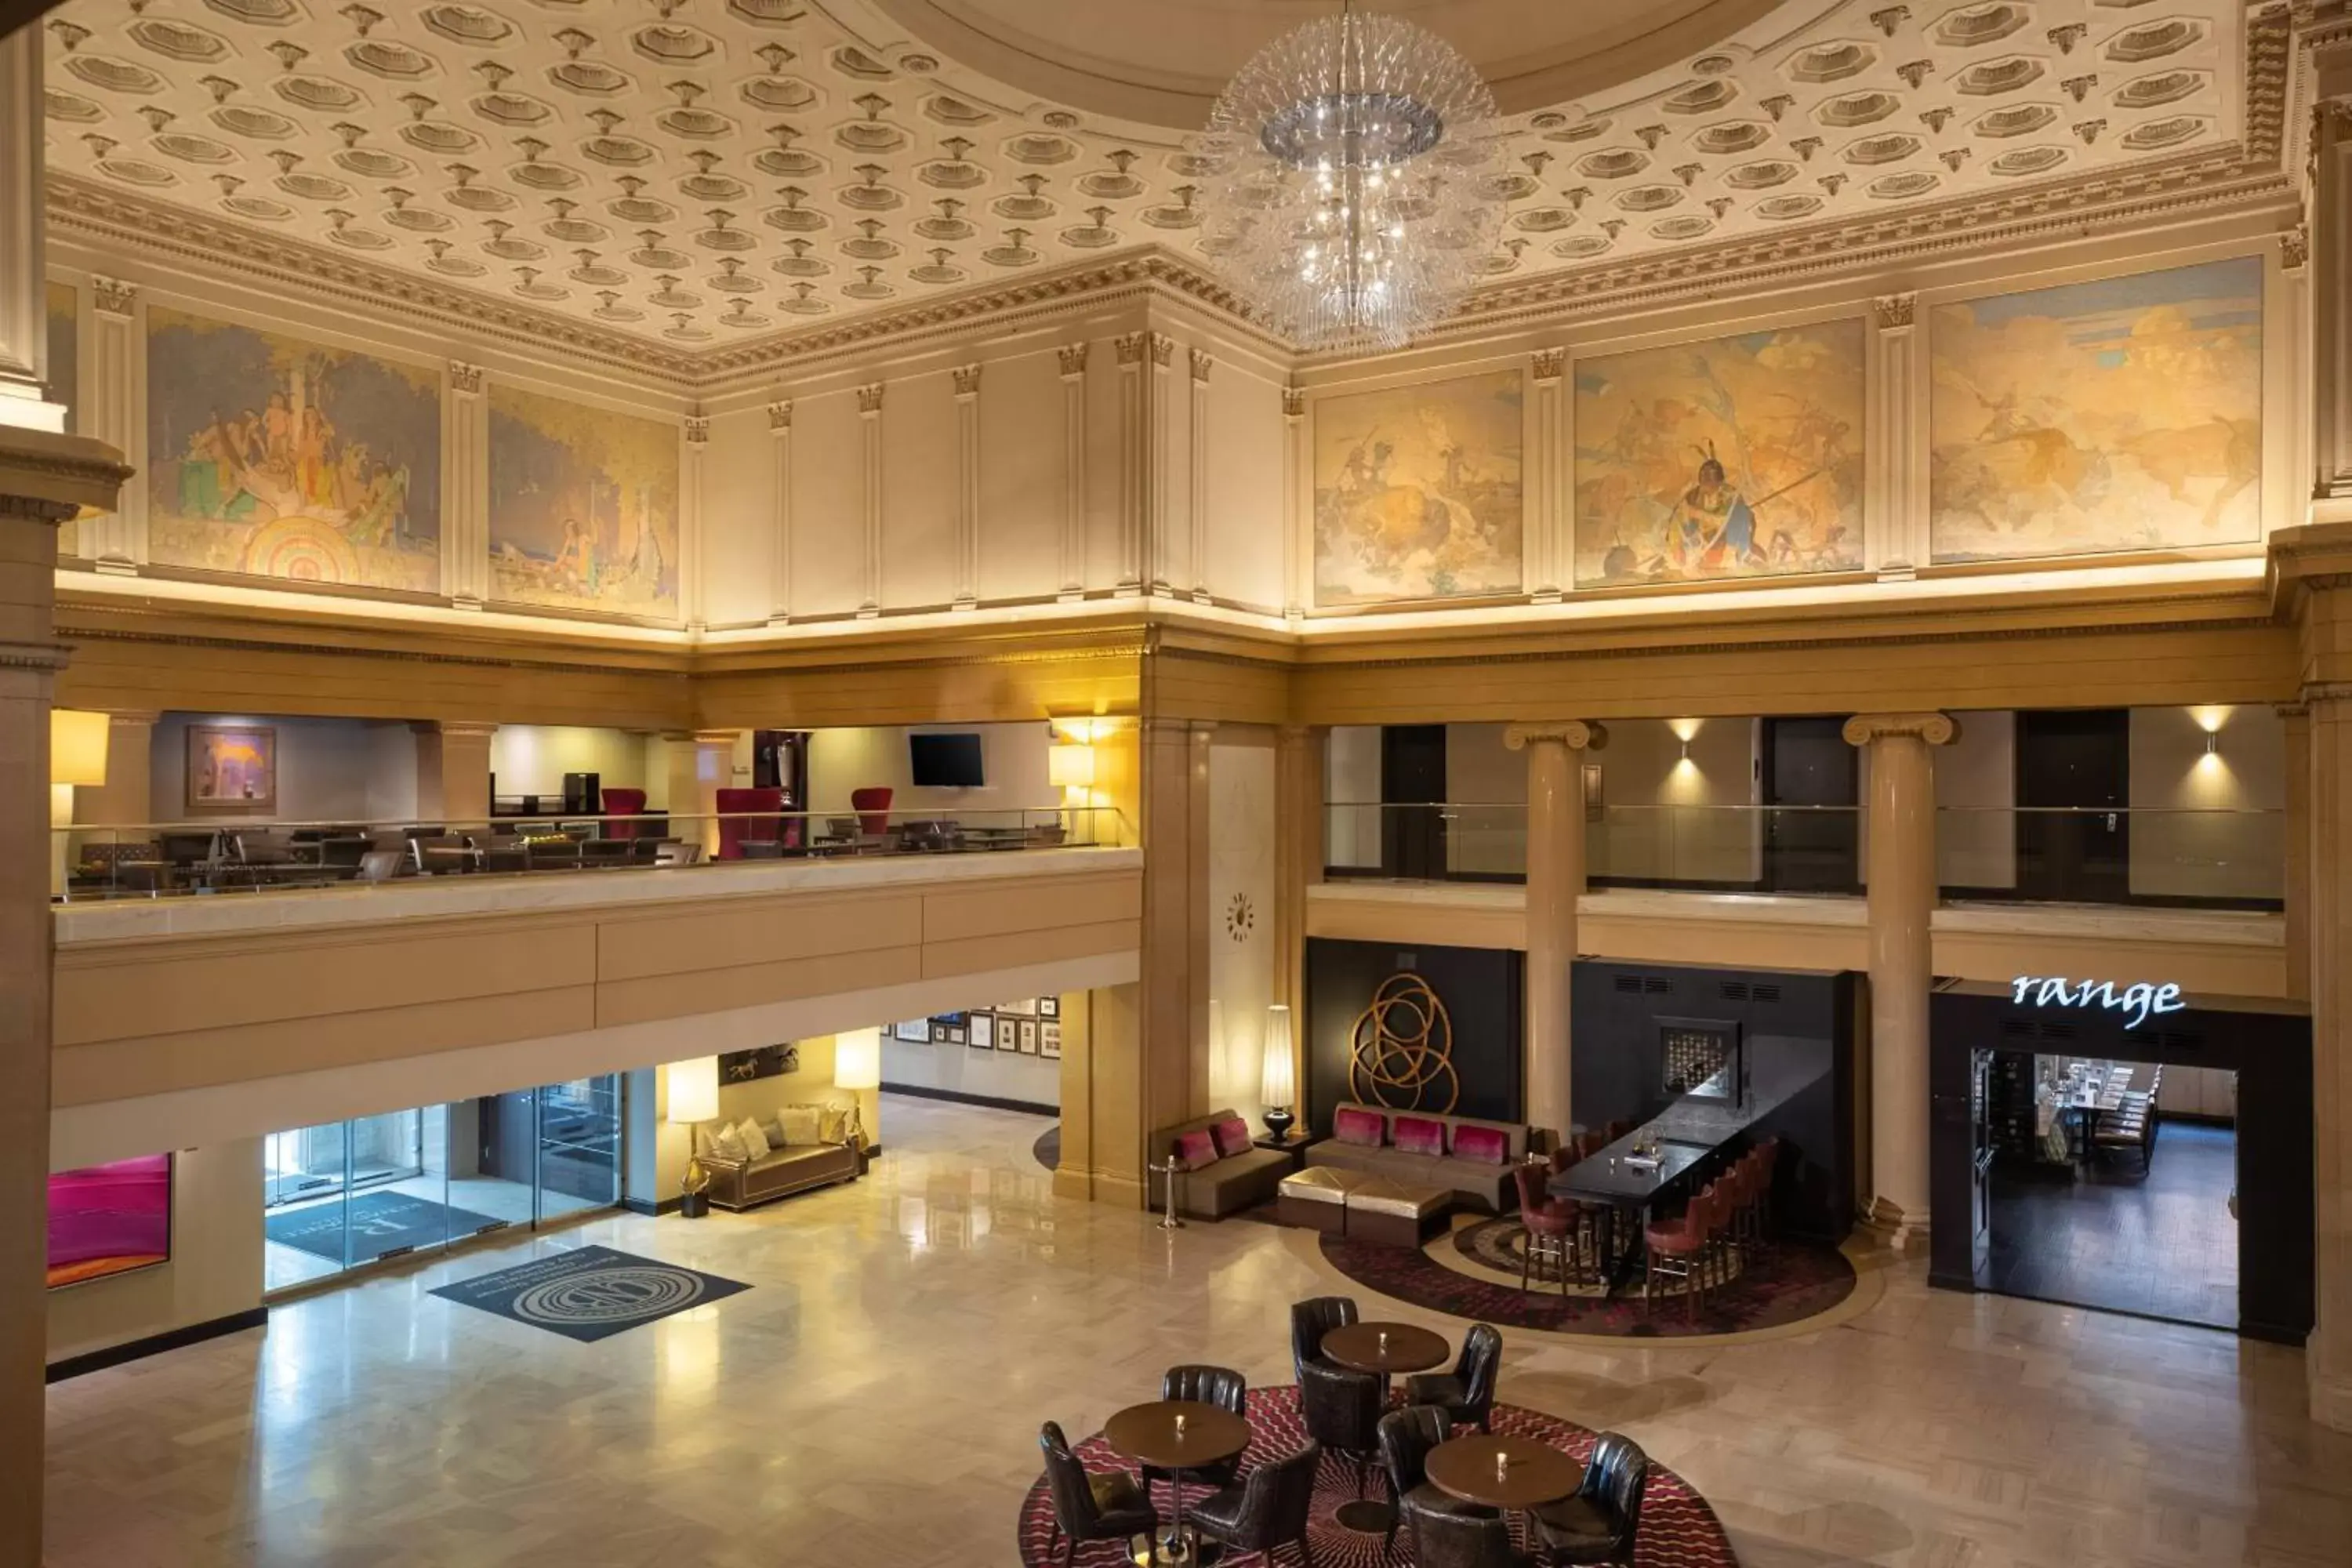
[1425,1432,1583,1547]
[1102,1399,1252,1566]
[1319,1322,1450,1530]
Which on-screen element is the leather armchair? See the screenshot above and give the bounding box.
[1403,1321,1502,1432]
[1290,1294,1359,1384]
[1298,1357,1384,1497]
[1186,1441,1319,1568]
[1530,1432,1649,1566]
[1376,1405,1497,1557]
[1143,1364,1247,1493]
[1038,1421,1157,1566]
[1408,1499,1537,1568]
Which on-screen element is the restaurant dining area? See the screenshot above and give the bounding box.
[1026,1300,1733,1567]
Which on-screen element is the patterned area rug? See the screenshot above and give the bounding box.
[1316,1217,1857,1338]
[1015,1385,1737,1567]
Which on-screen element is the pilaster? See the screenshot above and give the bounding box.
[680,414,707,633]
[1844,710,1957,1244]
[412,719,498,826]
[2314,92,2352,518]
[857,381,884,617]
[83,276,138,572]
[1114,332,1147,595]
[1058,343,1087,601]
[0,27,48,427]
[1282,387,1306,622]
[1273,724,1327,1062]
[75,708,159,829]
[953,362,981,611]
[2283,701,2311,1002]
[1189,348,1212,603]
[1147,332,1175,597]
[445,361,488,608]
[767,400,793,625]
[1529,349,1565,602]
[1505,720,1608,1144]
[1869,292,1922,576]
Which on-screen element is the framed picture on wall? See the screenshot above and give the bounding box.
[995,997,1035,1017]
[971,1014,994,1050]
[47,1154,172,1290]
[892,1019,929,1044]
[187,724,277,815]
[1039,1022,1062,1059]
[1037,996,1059,1019]
[720,1044,798,1083]
[996,1015,1021,1051]
[1018,1019,1040,1054]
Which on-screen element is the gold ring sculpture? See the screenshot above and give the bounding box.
[1348,973,1458,1113]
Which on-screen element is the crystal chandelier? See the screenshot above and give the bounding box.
[1192,2,1506,353]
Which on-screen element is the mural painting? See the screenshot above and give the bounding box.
[1574,321,1866,586]
[1930,257,2263,561]
[1313,369,1523,605]
[145,307,441,591]
[46,282,78,557]
[488,385,678,617]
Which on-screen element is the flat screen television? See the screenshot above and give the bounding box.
[909,731,985,788]
[47,1153,172,1290]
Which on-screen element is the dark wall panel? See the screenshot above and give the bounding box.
[1305,939,1523,1131]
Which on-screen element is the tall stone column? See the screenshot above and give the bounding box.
[2283,702,2311,1002]
[0,20,132,1558]
[1504,721,1605,1145]
[2309,683,2352,1432]
[1844,711,1956,1245]
[412,720,499,826]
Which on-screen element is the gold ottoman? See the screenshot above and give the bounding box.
[1344,1178,1450,1247]
[1277,1166,1370,1234]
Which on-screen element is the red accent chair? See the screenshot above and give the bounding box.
[600,787,649,840]
[851,786,893,837]
[714,786,785,860]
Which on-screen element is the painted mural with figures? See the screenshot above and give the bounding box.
[488,385,679,617]
[1929,257,2263,562]
[144,306,441,591]
[1573,321,1867,586]
[1313,369,1523,605]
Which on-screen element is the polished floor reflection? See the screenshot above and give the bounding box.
[45,1096,2352,1568]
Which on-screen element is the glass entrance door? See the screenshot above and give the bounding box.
[536,1076,622,1222]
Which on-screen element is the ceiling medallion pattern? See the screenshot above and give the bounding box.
[45,0,2241,350]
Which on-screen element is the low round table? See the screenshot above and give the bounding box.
[1425,1432,1584,1544]
[1320,1322,1450,1531]
[1102,1399,1252,1566]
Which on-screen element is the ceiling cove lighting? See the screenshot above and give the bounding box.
[1190,0,1506,352]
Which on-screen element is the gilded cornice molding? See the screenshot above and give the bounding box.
[1842,711,1960,746]
[1504,720,1609,752]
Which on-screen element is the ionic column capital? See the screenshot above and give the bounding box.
[1504,720,1607,753]
[1842,711,1958,746]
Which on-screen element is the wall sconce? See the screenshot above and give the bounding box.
[2205,732,2219,757]
[1049,741,1096,789]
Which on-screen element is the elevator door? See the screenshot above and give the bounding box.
[1761,717,1858,892]
[2016,709,2129,903]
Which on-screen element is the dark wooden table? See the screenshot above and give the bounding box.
[1321,1321,1450,1377]
[1103,1399,1252,1566]
[1425,1432,1584,1528]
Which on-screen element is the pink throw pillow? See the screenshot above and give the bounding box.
[1393,1116,1446,1157]
[1174,1130,1219,1171]
[1452,1125,1510,1165]
[1210,1116,1254,1159]
[1333,1107,1386,1148]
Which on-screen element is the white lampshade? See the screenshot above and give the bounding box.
[50,710,109,788]
[1049,742,1095,789]
[1261,1004,1296,1108]
[833,1027,882,1091]
[665,1056,720,1125]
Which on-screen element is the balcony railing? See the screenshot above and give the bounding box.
[52,804,1124,902]
[1323,801,2284,909]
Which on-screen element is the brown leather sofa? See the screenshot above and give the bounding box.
[1305,1107,1530,1214]
[698,1109,864,1212]
[1146,1108,1291,1219]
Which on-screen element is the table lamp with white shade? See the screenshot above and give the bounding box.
[1261,1004,1297,1144]
[833,1027,880,1154]
[666,1055,720,1218]
[50,708,109,899]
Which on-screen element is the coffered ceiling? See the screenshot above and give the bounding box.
[40,0,2242,354]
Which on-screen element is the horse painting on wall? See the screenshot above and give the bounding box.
[1573,321,1867,586]
[1312,370,1523,606]
[1929,257,2263,563]
[145,306,442,592]
[488,385,680,619]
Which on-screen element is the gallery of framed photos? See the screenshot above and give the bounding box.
[880,997,1062,1116]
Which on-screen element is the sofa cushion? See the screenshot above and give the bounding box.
[735,1117,773,1159]
[1210,1116,1254,1159]
[1393,1116,1445,1156]
[1174,1129,1219,1171]
[708,1122,748,1162]
[778,1105,822,1146]
[1452,1125,1511,1165]
[817,1105,849,1145]
[1334,1106,1387,1147]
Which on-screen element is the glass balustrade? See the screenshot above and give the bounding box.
[50,804,1125,902]
[1323,801,2284,909]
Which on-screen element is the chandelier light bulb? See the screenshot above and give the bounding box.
[1189,3,1505,353]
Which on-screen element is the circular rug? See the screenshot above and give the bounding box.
[1317,1218,1857,1338]
[1015,1385,1737,1568]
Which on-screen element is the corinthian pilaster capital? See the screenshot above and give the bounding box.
[1504,720,1608,752]
[1842,711,1958,746]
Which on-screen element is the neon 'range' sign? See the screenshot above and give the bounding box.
[2010,975,2186,1030]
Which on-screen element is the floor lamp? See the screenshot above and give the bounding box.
[667,1056,720,1218]
[50,709,108,901]
[833,1027,880,1156]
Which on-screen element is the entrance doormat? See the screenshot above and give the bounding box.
[430,1245,750,1342]
[265,1191,506,1265]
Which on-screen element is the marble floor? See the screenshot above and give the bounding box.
[45,1096,2352,1568]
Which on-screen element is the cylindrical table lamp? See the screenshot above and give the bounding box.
[1261,1004,1297,1144]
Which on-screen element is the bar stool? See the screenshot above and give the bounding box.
[1644,1187,1720,1321]
[1515,1162,1578,1295]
